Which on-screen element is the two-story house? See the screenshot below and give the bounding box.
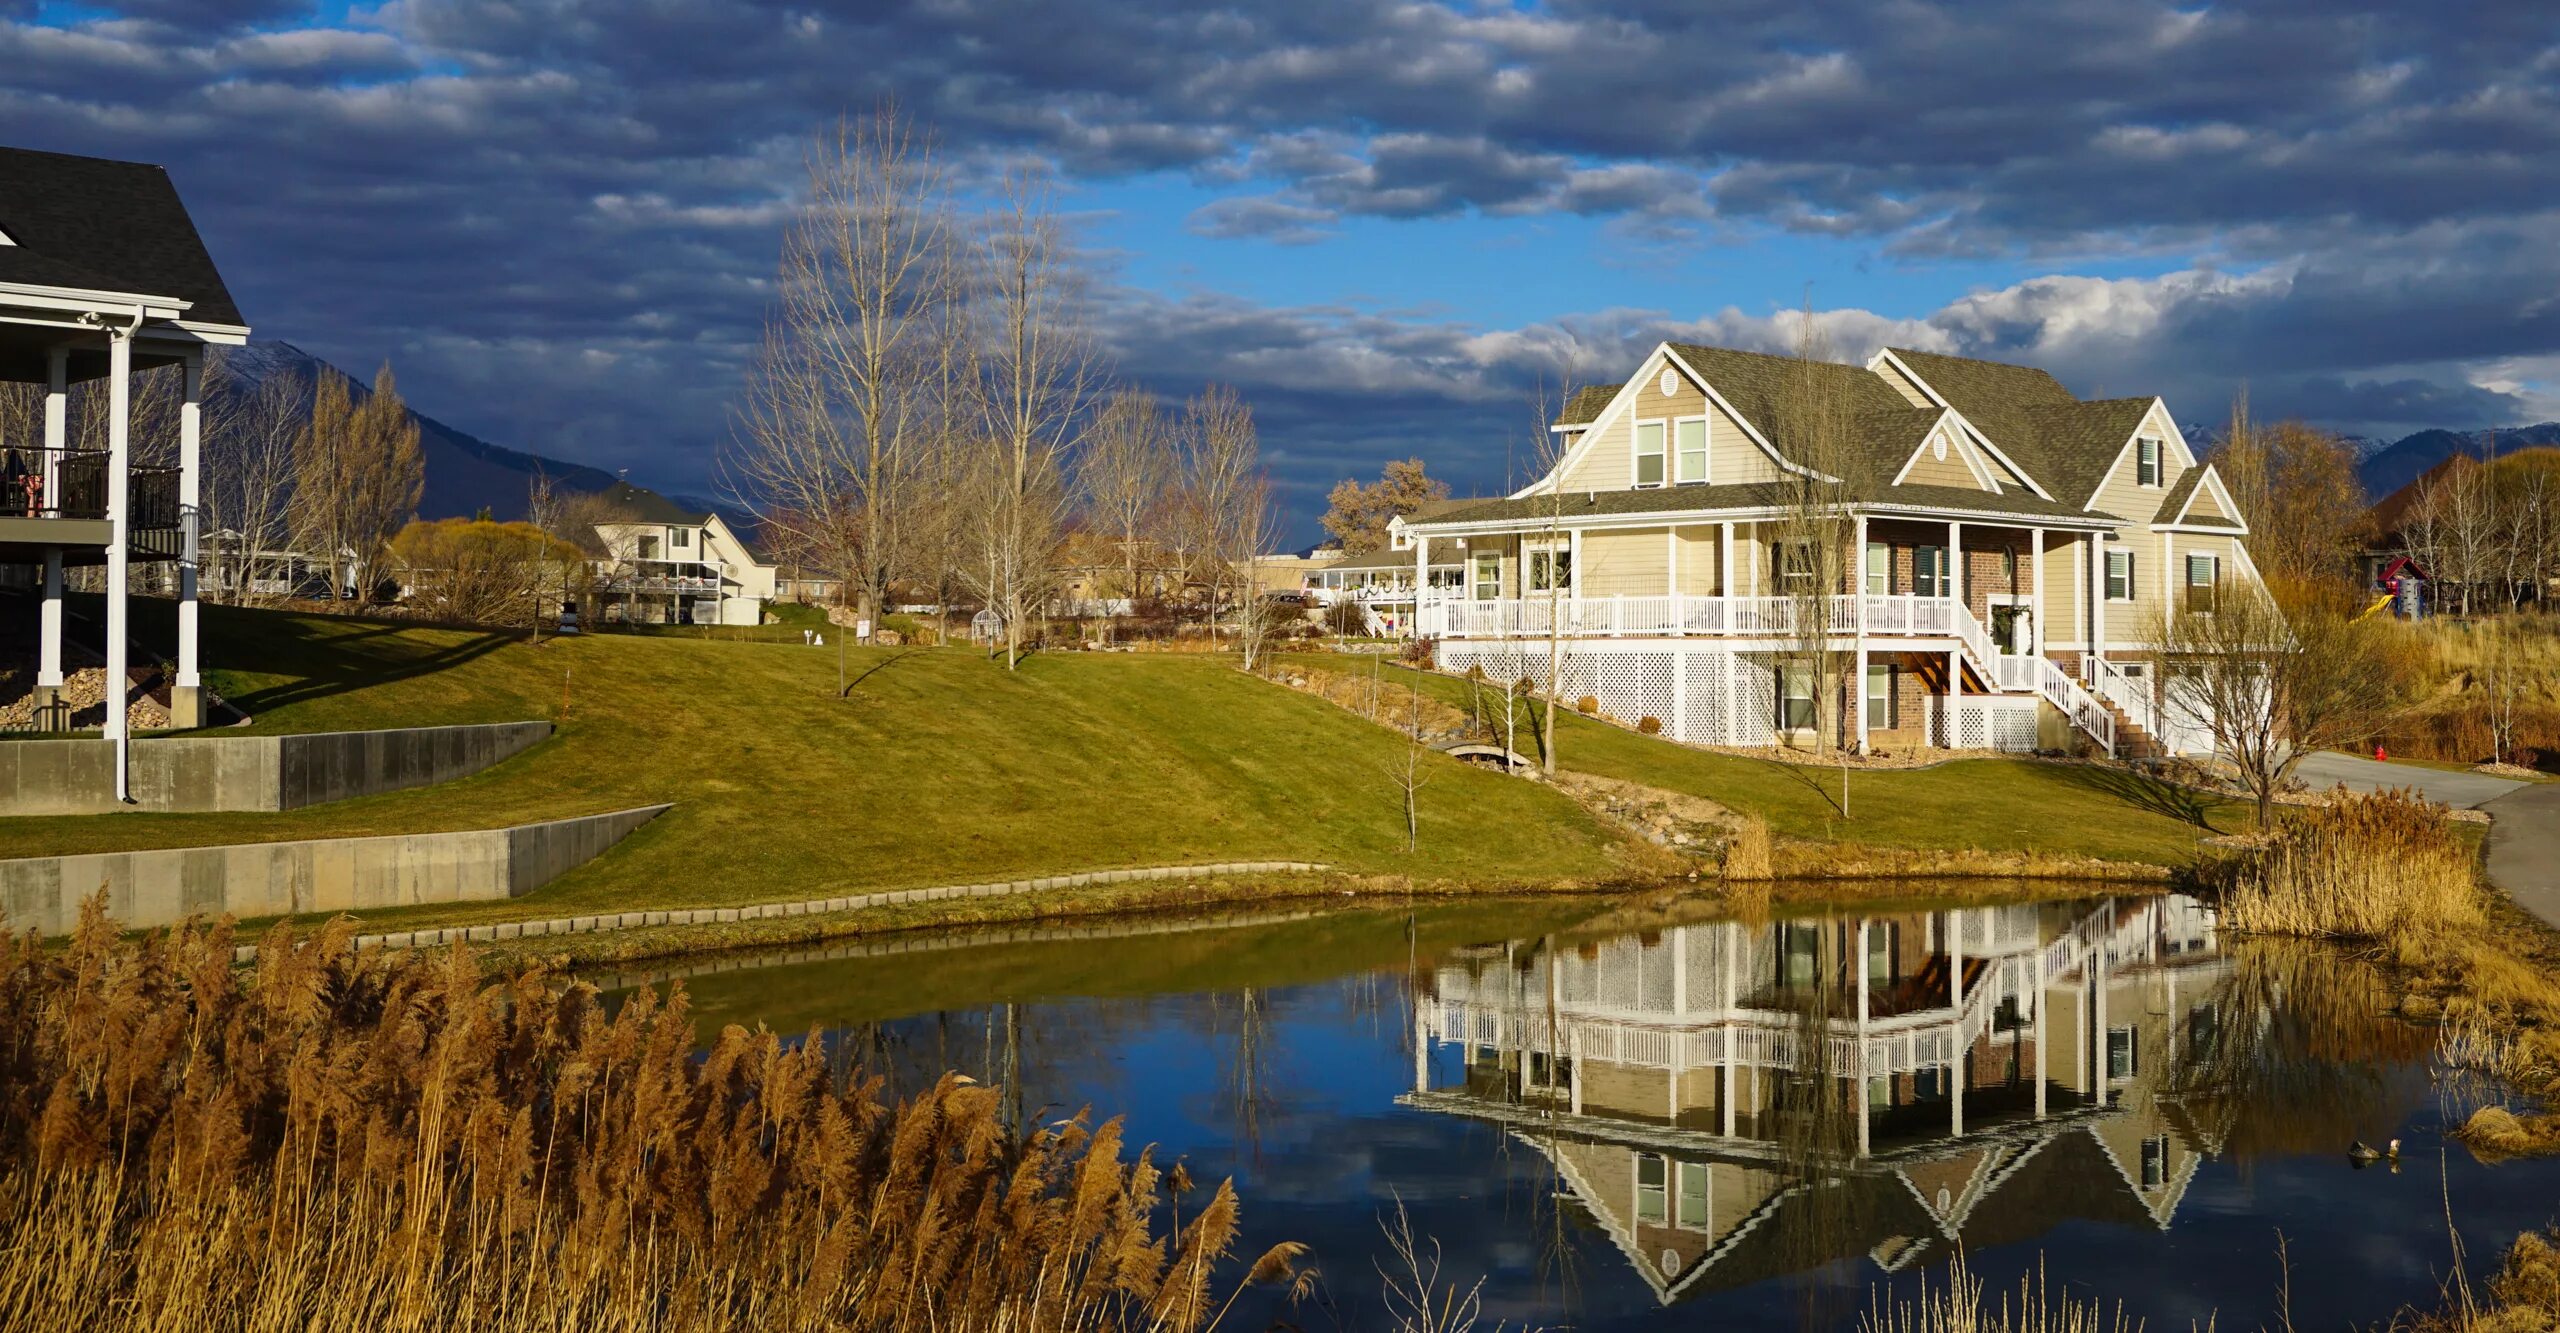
[3,145,251,762]
[589,481,777,626]
[1400,343,2258,757]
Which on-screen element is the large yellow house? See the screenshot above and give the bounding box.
[1396,343,2258,756]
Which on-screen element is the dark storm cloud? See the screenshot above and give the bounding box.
[3,0,2556,530]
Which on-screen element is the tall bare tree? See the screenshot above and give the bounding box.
[1527,354,1582,776]
[1182,384,1264,643]
[2210,395,2370,589]
[201,349,306,604]
[964,169,1093,669]
[288,364,422,598]
[1770,314,1870,814]
[1077,387,1172,621]
[734,106,950,641]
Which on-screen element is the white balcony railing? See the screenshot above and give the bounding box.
[1420,592,1987,642]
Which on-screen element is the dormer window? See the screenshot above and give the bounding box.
[672,527,692,549]
[2136,438,2163,487]
[1634,421,1666,487]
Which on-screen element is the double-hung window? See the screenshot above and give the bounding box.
[1675,1162,1709,1229]
[1636,1156,1669,1225]
[1674,418,1708,485]
[672,527,692,550]
[1634,422,1667,487]
[1864,664,1894,730]
[1913,544,1950,598]
[1864,542,1889,595]
[1779,665,1816,732]
[2136,438,2163,487]
[2105,549,2136,601]
[1528,547,1572,593]
[1471,551,1502,601]
[2185,553,2220,612]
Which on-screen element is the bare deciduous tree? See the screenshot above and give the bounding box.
[2153,577,2414,828]
[964,169,1093,669]
[201,349,305,604]
[2211,395,2370,588]
[734,106,950,642]
[1077,387,1172,625]
[288,364,422,598]
[1772,310,1870,815]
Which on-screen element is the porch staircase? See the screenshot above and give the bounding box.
[2097,699,2166,761]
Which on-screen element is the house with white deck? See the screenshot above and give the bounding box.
[1399,343,2259,756]
[1,145,250,774]
[588,480,775,626]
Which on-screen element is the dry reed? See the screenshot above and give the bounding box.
[0,898,1295,1332]
[1862,1254,2144,1333]
[1722,813,1774,883]
[2218,788,2478,938]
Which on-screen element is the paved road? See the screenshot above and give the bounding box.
[2289,750,2528,808]
[2485,783,2560,932]
[2285,751,2559,931]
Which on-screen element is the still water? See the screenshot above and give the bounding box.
[597,887,2560,1330]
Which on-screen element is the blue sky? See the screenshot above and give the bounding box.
[5,0,2556,541]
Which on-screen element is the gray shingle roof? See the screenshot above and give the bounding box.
[2150,466,2242,528]
[600,480,710,526]
[0,146,246,327]
[1414,478,2118,529]
[1554,384,1616,427]
[1884,348,2151,506]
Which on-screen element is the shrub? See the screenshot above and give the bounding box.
[1636,716,1662,735]
[1575,695,1599,716]
[2219,787,2478,939]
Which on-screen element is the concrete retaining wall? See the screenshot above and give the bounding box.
[0,803,669,937]
[0,722,553,815]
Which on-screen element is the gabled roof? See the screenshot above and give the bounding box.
[2151,464,2244,530]
[1666,342,1915,470]
[1553,384,1616,428]
[0,146,246,327]
[1882,349,2156,507]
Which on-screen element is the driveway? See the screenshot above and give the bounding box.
[2288,750,2527,809]
[2485,783,2560,933]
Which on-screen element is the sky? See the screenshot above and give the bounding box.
[6,0,2559,542]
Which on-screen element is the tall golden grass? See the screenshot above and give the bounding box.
[0,900,1297,1332]
[2218,788,2479,938]
[1861,1255,2140,1333]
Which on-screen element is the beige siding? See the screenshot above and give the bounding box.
[1555,352,1786,492]
[2042,531,2088,645]
[1898,426,1989,491]
[1673,525,1724,595]
[1581,527,1670,596]
[1873,356,1936,407]
[2181,477,2240,524]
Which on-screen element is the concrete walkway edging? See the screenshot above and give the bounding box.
[228,859,1333,964]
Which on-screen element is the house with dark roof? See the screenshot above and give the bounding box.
[1,145,253,777]
[1399,341,2261,756]
[587,480,776,626]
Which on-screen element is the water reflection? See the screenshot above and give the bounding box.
[595,889,2552,1329]
[1407,897,2236,1305]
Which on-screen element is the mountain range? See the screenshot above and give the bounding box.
[218,340,728,525]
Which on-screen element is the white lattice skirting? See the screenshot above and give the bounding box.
[1434,642,2042,753]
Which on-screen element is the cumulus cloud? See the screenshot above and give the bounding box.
[2,0,2555,535]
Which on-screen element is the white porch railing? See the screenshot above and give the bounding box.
[1419,592,1986,640]
[1995,648,2115,755]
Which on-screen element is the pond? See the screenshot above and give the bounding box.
[594,886,2560,1331]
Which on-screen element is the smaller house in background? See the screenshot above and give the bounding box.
[588,481,775,626]
[1309,499,1471,631]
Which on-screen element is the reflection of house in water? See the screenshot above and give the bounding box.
[1399,896,2229,1302]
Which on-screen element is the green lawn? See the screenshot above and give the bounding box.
[0,602,1625,921]
[1282,654,2254,867]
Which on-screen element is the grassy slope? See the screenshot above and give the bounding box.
[0,603,1625,919]
[1282,654,2254,867]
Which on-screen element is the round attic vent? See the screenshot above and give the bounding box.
[1932,432,1949,461]
[1659,368,1679,398]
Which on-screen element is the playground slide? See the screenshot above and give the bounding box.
[2356,593,2393,621]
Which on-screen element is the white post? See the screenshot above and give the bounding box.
[1948,520,1965,608]
[2029,527,2045,658]
[175,349,204,727]
[2091,534,2109,665]
[1413,535,1428,637]
[1720,521,1735,598]
[35,348,68,724]
[104,325,133,799]
[1948,910,1965,1136]
[1856,919,1873,1157]
[1853,513,1869,751]
[2033,936,2048,1119]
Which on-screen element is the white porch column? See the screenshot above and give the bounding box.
[2089,533,2109,665]
[2029,527,2045,657]
[35,348,68,722]
[1856,919,1873,1157]
[1567,528,1583,596]
[1719,521,1735,597]
[1947,520,1965,608]
[104,325,133,799]
[1412,1007,1428,1095]
[1948,910,1965,1136]
[1412,535,1428,638]
[174,350,204,727]
[2033,936,2048,1119]
[1853,513,1869,750]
